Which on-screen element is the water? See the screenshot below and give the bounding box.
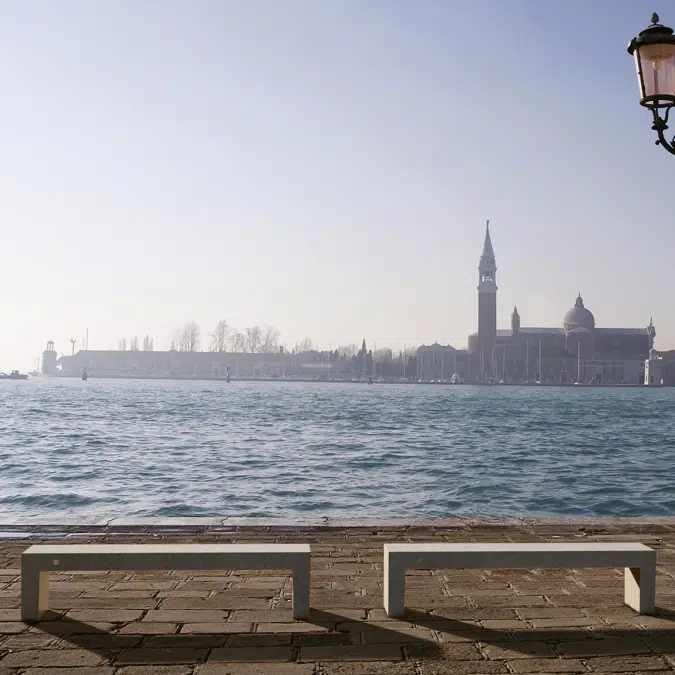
[1,379,674,520]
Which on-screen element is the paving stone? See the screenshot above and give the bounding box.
[312,609,367,621]
[528,617,599,628]
[54,597,158,610]
[117,668,193,675]
[197,664,313,675]
[210,589,278,598]
[322,663,417,674]
[405,641,482,660]
[144,634,228,648]
[255,622,331,633]
[114,582,178,591]
[481,619,529,629]
[0,649,105,667]
[119,622,179,634]
[26,621,115,634]
[556,636,654,657]
[583,655,672,671]
[471,596,548,608]
[644,633,675,651]
[517,608,587,619]
[228,610,294,623]
[513,629,595,643]
[83,589,158,598]
[208,646,295,661]
[0,632,57,648]
[144,610,230,622]
[23,669,115,675]
[482,641,556,659]
[417,661,510,674]
[435,628,514,642]
[226,633,292,647]
[0,610,20,621]
[161,597,271,610]
[180,623,253,634]
[116,647,209,664]
[0,621,26,633]
[57,634,142,650]
[293,631,357,646]
[508,658,587,672]
[299,644,403,661]
[65,609,144,622]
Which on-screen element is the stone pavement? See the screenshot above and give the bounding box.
[0,519,674,674]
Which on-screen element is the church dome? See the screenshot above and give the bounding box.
[564,294,595,331]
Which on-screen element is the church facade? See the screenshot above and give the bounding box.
[467,224,655,384]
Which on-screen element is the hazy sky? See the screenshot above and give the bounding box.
[1,0,673,369]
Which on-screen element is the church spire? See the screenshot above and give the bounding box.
[480,220,495,263]
[511,305,520,335]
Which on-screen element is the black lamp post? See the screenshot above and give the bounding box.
[628,13,675,155]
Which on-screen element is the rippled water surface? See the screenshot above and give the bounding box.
[2,379,675,519]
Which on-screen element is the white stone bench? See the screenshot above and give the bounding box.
[21,543,311,622]
[383,542,656,618]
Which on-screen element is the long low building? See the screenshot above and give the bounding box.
[51,348,337,379]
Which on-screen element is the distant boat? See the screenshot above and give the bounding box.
[82,367,88,381]
[0,370,29,380]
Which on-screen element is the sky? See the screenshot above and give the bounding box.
[1,0,673,369]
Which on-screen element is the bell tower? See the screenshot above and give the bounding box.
[478,220,497,378]
[511,306,520,335]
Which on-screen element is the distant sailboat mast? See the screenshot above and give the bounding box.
[526,341,529,382]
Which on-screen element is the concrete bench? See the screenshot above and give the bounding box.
[21,543,311,622]
[383,542,656,618]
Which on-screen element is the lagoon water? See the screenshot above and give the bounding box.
[1,378,674,520]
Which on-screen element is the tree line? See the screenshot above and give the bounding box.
[117,321,290,354]
[114,325,419,364]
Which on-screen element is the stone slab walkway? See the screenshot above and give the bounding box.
[0,519,674,674]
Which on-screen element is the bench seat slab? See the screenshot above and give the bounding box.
[383,543,656,618]
[22,544,311,622]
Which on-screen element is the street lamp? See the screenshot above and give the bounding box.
[628,13,675,155]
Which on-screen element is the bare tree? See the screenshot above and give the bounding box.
[118,338,127,351]
[230,330,246,352]
[245,325,262,353]
[260,326,280,353]
[178,321,200,352]
[297,336,313,353]
[210,320,230,352]
[142,335,154,351]
[130,336,140,351]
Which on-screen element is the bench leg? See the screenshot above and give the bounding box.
[21,565,49,623]
[384,554,405,618]
[292,559,310,620]
[624,566,656,614]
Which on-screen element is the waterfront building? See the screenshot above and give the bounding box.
[56,348,336,380]
[645,350,675,386]
[467,224,655,384]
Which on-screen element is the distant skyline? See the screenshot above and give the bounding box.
[1,0,673,370]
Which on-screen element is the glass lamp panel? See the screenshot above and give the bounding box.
[636,41,675,104]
